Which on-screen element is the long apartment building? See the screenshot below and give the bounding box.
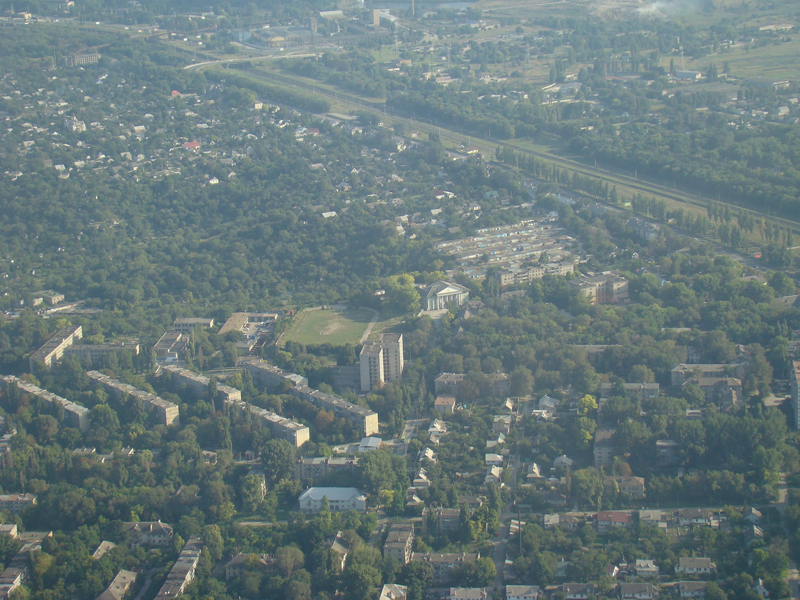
[65,342,140,365]
[360,334,404,393]
[1,376,90,432]
[87,371,180,427]
[28,325,139,370]
[28,325,83,371]
[239,357,308,389]
[162,365,242,404]
[238,403,310,448]
[291,386,379,437]
[0,531,52,599]
[154,537,203,600]
[296,456,359,481]
[497,262,575,287]
[241,358,378,436]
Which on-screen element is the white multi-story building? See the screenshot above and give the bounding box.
[298,487,367,513]
[360,334,404,393]
[382,333,404,383]
[360,342,384,393]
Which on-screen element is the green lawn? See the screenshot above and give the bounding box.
[284,308,374,346]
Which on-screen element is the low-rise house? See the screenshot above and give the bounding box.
[410,552,478,585]
[596,511,634,533]
[544,492,568,507]
[485,453,504,467]
[543,514,560,529]
[493,415,513,435]
[298,487,366,513]
[413,468,431,489]
[677,582,707,599]
[538,395,558,412]
[563,583,595,600]
[527,463,543,482]
[224,553,278,580]
[675,557,716,576]
[457,495,485,511]
[485,466,503,485]
[554,455,574,469]
[677,509,710,527]
[752,579,770,599]
[634,559,659,578]
[620,583,658,600]
[379,584,408,600]
[506,585,541,600]
[419,448,437,463]
[359,437,382,452]
[605,476,646,499]
[429,419,448,436]
[744,507,763,524]
[638,510,665,527]
[745,523,765,545]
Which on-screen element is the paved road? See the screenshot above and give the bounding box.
[132,568,160,600]
[395,418,428,456]
[489,453,523,589]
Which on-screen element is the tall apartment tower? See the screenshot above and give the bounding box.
[381,333,404,384]
[360,334,404,393]
[360,342,385,393]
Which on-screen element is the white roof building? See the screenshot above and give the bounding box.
[298,487,367,513]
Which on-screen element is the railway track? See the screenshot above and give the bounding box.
[229,65,800,235]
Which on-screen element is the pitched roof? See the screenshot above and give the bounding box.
[298,487,365,502]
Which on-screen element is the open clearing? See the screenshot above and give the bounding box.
[673,38,800,83]
[284,308,374,346]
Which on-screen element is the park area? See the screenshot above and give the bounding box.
[283,307,375,346]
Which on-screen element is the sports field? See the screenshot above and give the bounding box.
[284,308,374,346]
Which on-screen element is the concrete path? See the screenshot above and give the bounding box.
[359,309,380,343]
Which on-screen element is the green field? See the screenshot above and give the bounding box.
[670,38,800,83]
[284,308,374,346]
